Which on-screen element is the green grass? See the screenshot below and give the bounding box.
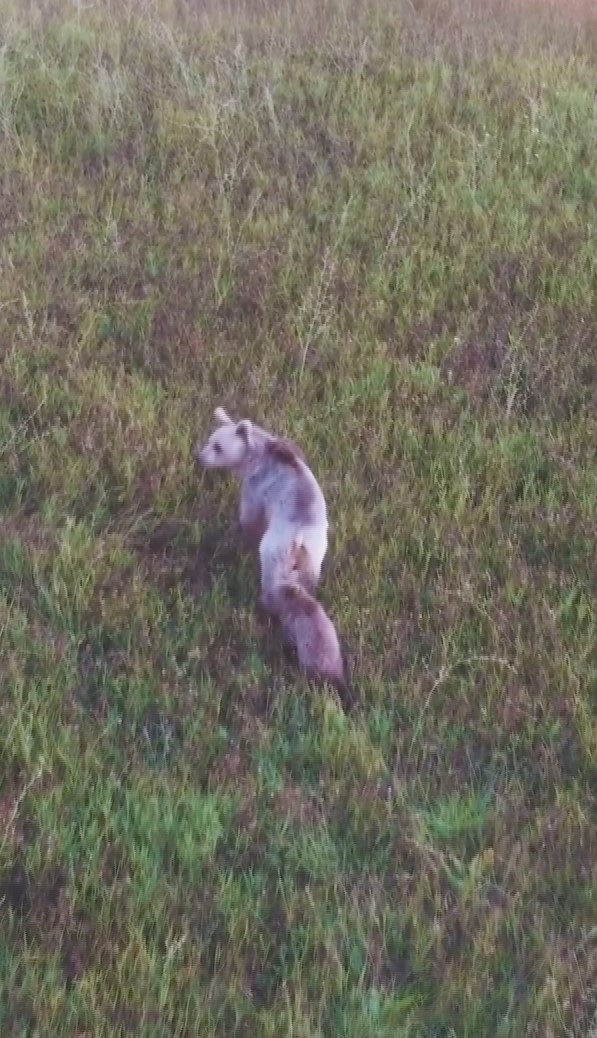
[1,0,596,1034]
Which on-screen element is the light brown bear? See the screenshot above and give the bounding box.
[195,409,353,705]
[194,407,328,610]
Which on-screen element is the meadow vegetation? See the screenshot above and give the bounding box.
[1,0,596,1034]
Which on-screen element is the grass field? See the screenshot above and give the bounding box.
[1,0,596,1034]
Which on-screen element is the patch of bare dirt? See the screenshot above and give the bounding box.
[0,859,98,992]
[244,898,290,1009]
[272,783,322,827]
[210,743,252,789]
[0,513,56,555]
[440,253,533,404]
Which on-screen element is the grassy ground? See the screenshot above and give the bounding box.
[1,0,596,1034]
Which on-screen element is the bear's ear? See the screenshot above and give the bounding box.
[235,419,254,448]
[214,407,232,426]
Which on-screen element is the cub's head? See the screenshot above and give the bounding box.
[194,408,254,469]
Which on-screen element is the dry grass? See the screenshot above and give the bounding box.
[1,0,596,1035]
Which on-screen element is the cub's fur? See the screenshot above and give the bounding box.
[259,541,356,711]
[194,407,328,604]
[270,581,346,691]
